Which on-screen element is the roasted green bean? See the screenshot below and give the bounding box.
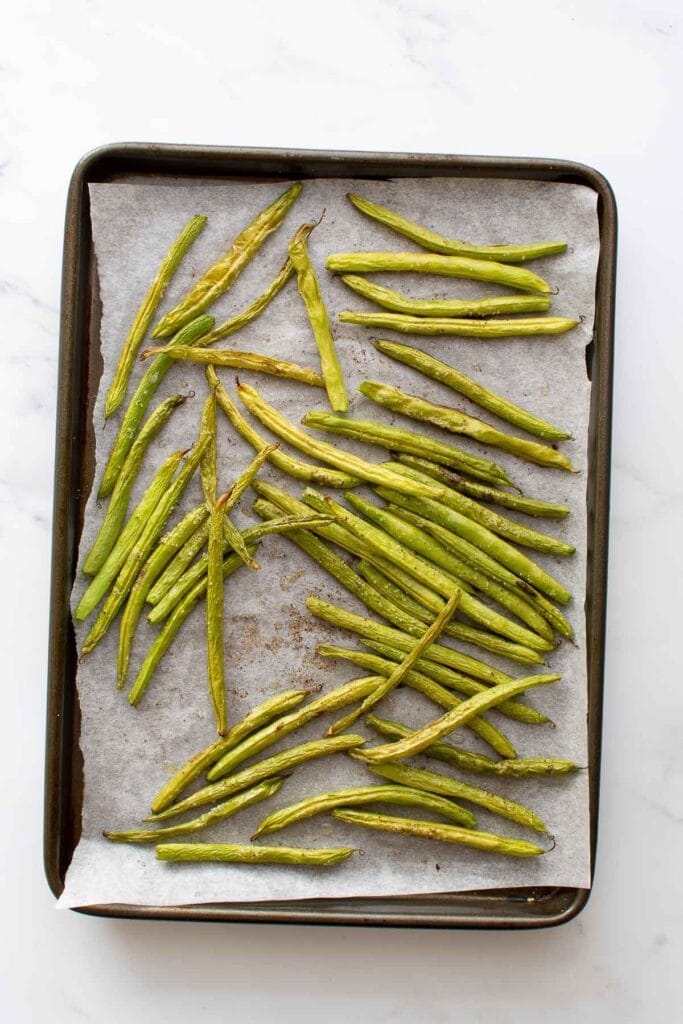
[207,492,229,734]
[374,339,571,441]
[150,691,311,813]
[156,843,356,865]
[341,275,553,317]
[147,734,366,822]
[83,395,186,576]
[333,810,546,857]
[364,762,548,832]
[75,450,184,621]
[141,344,325,388]
[342,312,577,337]
[195,256,294,346]
[105,779,283,843]
[301,410,512,487]
[346,193,567,263]
[199,388,218,506]
[253,784,475,839]
[153,182,303,338]
[207,367,361,488]
[105,214,207,418]
[327,252,553,292]
[290,222,348,411]
[236,382,446,500]
[361,381,577,472]
[360,675,559,764]
[99,314,214,498]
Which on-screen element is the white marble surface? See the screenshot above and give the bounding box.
[0,1,681,1021]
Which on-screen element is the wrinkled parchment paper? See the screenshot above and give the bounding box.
[59,177,599,908]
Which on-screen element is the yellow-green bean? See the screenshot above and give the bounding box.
[207,492,229,734]
[341,275,553,317]
[156,843,356,866]
[192,256,294,346]
[342,311,578,337]
[199,388,218,506]
[326,251,553,292]
[141,344,325,388]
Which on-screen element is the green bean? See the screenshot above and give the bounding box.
[326,251,553,293]
[307,597,511,687]
[75,450,184,621]
[128,547,256,707]
[147,518,210,605]
[153,182,303,338]
[341,312,578,337]
[346,193,567,263]
[332,810,546,858]
[253,784,475,839]
[356,561,543,665]
[98,314,214,498]
[147,734,366,822]
[148,512,336,622]
[360,675,559,764]
[117,503,209,689]
[364,762,548,833]
[344,492,553,647]
[396,455,571,519]
[206,676,381,781]
[105,214,207,418]
[236,382,446,500]
[141,344,325,388]
[316,644,544,730]
[207,367,361,488]
[82,443,207,653]
[366,715,578,778]
[84,395,186,575]
[290,222,348,411]
[382,460,574,557]
[304,490,551,651]
[192,256,294,346]
[150,691,311,814]
[207,492,229,734]
[328,592,461,736]
[219,441,281,572]
[156,843,356,866]
[301,411,512,487]
[341,275,553,318]
[375,469,571,605]
[374,339,571,441]
[361,381,577,472]
[105,779,284,843]
[199,388,218,506]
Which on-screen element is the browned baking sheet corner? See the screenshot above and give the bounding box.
[45,144,616,928]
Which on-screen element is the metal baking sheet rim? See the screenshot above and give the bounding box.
[45,143,616,929]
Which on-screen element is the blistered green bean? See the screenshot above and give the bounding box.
[156,843,356,866]
[207,492,229,734]
[199,389,218,506]
[341,275,553,317]
[141,343,325,387]
[198,257,295,346]
[326,251,553,292]
[342,312,578,337]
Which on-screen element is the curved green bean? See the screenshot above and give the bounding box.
[396,455,570,519]
[366,715,578,778]
[141,344,325,388]
[361,381,577,472]
[153,182,303,338]
[333,810,546,857]
[105,214,207,418]
[117,503,209,689]
[360,675,559,764]
[206,676,381,781]
[105,779,283,843]
[84,395,186,575]
[341,275,553,318]
[207,492,229,734]
[290,222,348,410]
[374,339,571,441]
[75,450,184,622]
[301,411,512,487]
[342,312,578,337]
[253,784,475,839]
[236,382,446,500]
[326,251,553,292]
[195,256,295,346]
[81,440,208,653]
[147,733,366,822]
[364,762,548,833]
[156,843,356,866]
[207,367,361,488]
[346,193,567,263]
[150,691,311,814]
[98,314,214,498]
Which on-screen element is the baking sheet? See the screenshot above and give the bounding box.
[58,177,599,908]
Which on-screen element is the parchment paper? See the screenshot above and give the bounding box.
[59,176,599,908]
